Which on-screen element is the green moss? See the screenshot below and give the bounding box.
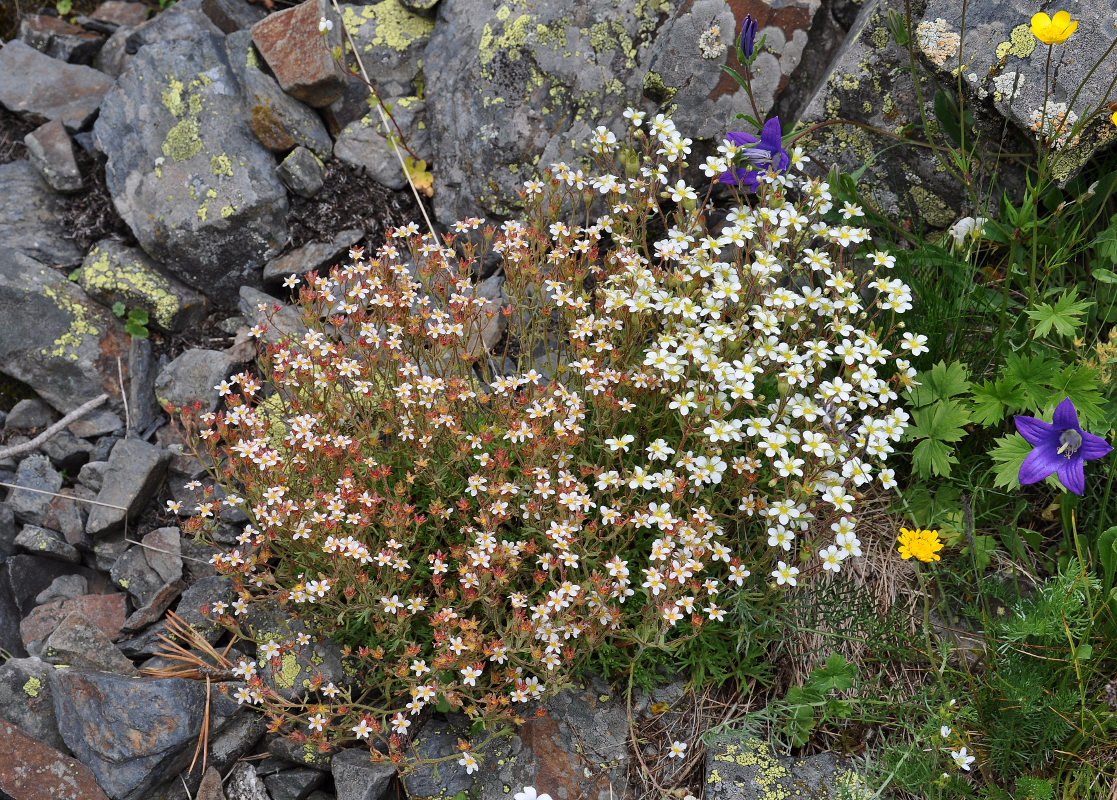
[642,71,675,104]
[871,25,889,49]
[162,118,203,162]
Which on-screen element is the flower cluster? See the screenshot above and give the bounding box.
[177,109,919,769]
[896,527,943,563]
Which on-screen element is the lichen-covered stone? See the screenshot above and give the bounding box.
[8,455,62,527]
[0,658,68,752]
[251,0,347,107]
[334,94,430,190]
[43,610,139,675]
[331,748,397,800]
[79,239,208,333]
[917,0,1117,183]
[20,591,128,655]
[226,29,334,158]
[85,438,170,538]
[0,40,113,131]
[154,347,243,413]
[703,736,865,800]
[202,0,267,33]
[25,119,84,194]
[15,525,81,563]
[94,32,288,305]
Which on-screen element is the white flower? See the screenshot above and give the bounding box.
[951,746,975,771]
[667,740,688,759]
[514,789,554,800]
[947,216,987,249]
[458,752,479,774]
[940,725,952,738]
[318,15,333,32]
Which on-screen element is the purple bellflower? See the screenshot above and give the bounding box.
[1015,397,1112,495]
[718,117,790,192]
[738,14,758,59]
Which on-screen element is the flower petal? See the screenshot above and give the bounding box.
[1051,397,1079,431]
[759,117,783,150]
[1015,414,1055,446]
[1018,446,1058,485]
[725,132,759,147]
[1079,431,1113,461]
[1055,457,1086,495]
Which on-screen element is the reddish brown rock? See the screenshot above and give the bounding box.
[196,767,227,800]
[251,0,345,108]
[0,41,114,131]
[20,592,127,654]
[90,0,151,27]
[0,720,110,800]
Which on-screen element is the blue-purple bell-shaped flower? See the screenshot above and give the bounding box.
[739,14,758,60]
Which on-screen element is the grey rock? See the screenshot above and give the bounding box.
[331,748,396,800]
[94,25,135,78]
[125,337,163,434]
[142,526,184,583]
[90,1,151,28]
[0,504,16,559]
[403,715,475,800]
[4,398,56,432]
[250,0,347,108]
[43,491,88,547]
[334,95,430,190]
[111,545,166,607]
[76,457,107,493]
[121,577,187,633]
[263,229,364,284]
[117,575,232,658]
[180,534,220,580]
[35,573,90,605]
[50,668,212,800]
[79,239,209,333]
[85,438,170,537]
[197,766,228,800]
[226,30,334,159]
[204,712,268,785]
[123,0,225,50]
[19,13,105,64]
[39,430,95,474]
[3,553,112,616]
[704,737,858,800]
[0,563,25,657]
[267,737,333,771]
[277,146,326,198]
[89,434,123,463]
[15,525,81,563]
[226,762,271,800]
[0,161,84,265]
[476,677,630,800]
[399,0,440,15]
[25,119,84,193]
[88,531,128,573]
[8,455,62,527]
[202,0,267,33]
[155,348,243,414]
[43,610,139,674]
[94,33,289,306]
[918,0,1117,184]
[0,40,114,131]
[0,247,131,418]
[239,286,307,344]
[68,410,125,439]
[264,768,325,800]
[0,657,68,751]
[21,590,127,656]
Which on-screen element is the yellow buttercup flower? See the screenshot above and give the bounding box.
[897,527,944,563]
[1030,10,1078,45]
[1111,110,1117,127]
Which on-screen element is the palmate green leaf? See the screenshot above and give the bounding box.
[1092,213,1117,266]
[912,438,958,478]
[906,360,971,407]
[910,400,971,442]
[1043,364,1106,425]
[1003,352,1059,408]
[969,377,1028,426]
[989,433,1033,490]
[1024,288,1093,339]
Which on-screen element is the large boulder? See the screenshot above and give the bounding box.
[94,32,288,305]
[422,0,821,223]
[0,720,110,800]
[0,247,130,419]
[0,40,113,131]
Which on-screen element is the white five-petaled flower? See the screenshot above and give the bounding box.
[951,747,975,771]
[667,740,688,759]
[318,15,333,32]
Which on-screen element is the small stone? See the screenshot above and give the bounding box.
[0,657,67,752]
[263,229,363,284]
[398,0,440,15]
[0,503,17,559]
[117,575,232,659]
[34,574,89,605]
[202,0,267,33]
[402,716,475,800]
[18,14,105,65]
[79,239,209,333]
[42,491,87,547]
[24,119,84,194]
[90,0,151,28]
[332,748,397,800]
[334,95,429,191]
[8,455,62,527]
[0,162,84,265]
[68,410,124,440]
[226,762,270,800]
[111,545,166,607]
[39,430,95,474]
[0,40,113,131]
[77,460,108,492]
[238,286,306,345]
[20,591,128,655]
[15,525,80,563]
[121,577,186,633]
[251,0,346,108]
[0,719,110,800]
[264,768,324,800]
[142,526,183,583]
[84,438,170,538]
[197,766,228,800]
[277,146,326,198]
[3,553,109,615]
[154,348,244,414]
[4,398,56,432]
[43,609,139,674]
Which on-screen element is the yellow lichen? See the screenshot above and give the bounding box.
[220,204,236,218]
[39,284,101,361]
[23,677,42,697]
[479,13,532,65]
[344,0,433,53]
[162,118,203,162]
[909,185,956,226]
[996,24,1036,59]
[161,77,185,117]
[211,154,233,177]
[274,652,302,688]
[81,244,184,330]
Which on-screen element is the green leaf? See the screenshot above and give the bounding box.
[1092,267,1117,284]
[969,377,1028,426]
[1044,365,1106,426]
[907,360,971,406]
[1096,526,1117,593]
[910,400,971,443]
[1025,288,1093,339]
[1003,353,1060,409]
[68,268,82,281]
[989,433,1033,490]
[111,301,126,318]
[1092,214,1117,266]
[961,534,996,571]
[809,653,856,693]
[127,308,149,325]
[1074,643,1093,661]
[55,0,73,14]
[912,438,958,478]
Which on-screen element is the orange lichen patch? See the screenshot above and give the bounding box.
[916,17,960,67]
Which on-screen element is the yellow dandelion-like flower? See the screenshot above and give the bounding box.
[1030,11,1077,45]
[897,527,944,562]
